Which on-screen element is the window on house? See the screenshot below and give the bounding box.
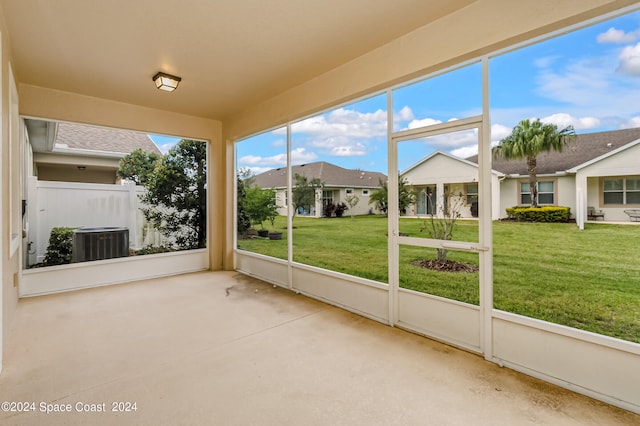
[603,177,640,205]
[538,181,554,204]
[520,181,554,205]
[322,190,334,207]
[628,178,640,204]
[346,188,353,195]
[465,182,478,205]
[362,189,370,196]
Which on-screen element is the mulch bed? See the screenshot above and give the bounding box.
[411,259,479,273]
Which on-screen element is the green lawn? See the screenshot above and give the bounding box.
[237,215,640,343]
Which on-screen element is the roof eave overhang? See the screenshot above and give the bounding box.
[502,171,573,179]
[52,146,128,159]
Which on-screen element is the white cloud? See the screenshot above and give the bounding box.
[617,42,640,75]
[450,145,478,158]
[395,106,414,121]
[238,154,268,165]
[407,117,442,129]
[541,113,601,130]
[242,166,272,175]
[328,142,367,157]
[239,147,317,168]
[534,55,560,68]
[291,147,318,163]
[619,116,640,129]
[597,27,637,44]
[292,108,387,138]
[306,134,372,157]
[536,57,612,105]
[403,118,504,158]
[289,107,388,158]
[532,51,640,125]
[441,122,527,154]
[415,129,477,153]
[490,124,513,145]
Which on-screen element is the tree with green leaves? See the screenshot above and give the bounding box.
[236,175,251,234]
[236,167,254,234]
[493,118,575,208]
[368,176,415,216]
[292,173,323,217]
[117,148,161,185]
[244,186,279,229]
[133,139,207,249]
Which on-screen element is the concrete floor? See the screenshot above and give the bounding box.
[1,271,638,425]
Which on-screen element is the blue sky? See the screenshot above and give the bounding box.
[149,134,182,154]
[237,9,640,175]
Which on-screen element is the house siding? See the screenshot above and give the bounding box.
[578,143,640,221]
[274,186,379,217]
[402,153,501,219]
[557,176,577,217]
[499,179,518,218]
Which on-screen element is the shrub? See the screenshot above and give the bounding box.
[323,202,336,217]
[505,206,571,222]
[132,245,175,256]
[43,227,75,266]
[323,202,348,218]
[334,202,348,218]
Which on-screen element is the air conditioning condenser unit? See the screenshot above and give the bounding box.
[72,227,129,263]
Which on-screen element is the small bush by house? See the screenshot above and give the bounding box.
[505,206,571,222]
[43,227,75,266]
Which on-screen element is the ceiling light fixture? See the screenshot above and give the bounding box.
[153,72,181,92]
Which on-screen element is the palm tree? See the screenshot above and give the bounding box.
[368,176,416,216]
[493,118,575,208]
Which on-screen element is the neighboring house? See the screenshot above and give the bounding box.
[403,127,640,227]
[401,151,504,220]
[26,120,163,184]
[251,161,387,217]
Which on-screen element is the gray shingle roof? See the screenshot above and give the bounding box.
[55,122,163,156]
[252,161,387,189]
[466,127,640,175]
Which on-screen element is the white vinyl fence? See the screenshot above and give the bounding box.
[27,178,162,266]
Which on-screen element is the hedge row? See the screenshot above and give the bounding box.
[505,206,571,222]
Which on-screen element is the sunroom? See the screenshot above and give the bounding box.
[1,0,639,422]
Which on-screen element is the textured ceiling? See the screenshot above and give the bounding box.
[1,0,475,120]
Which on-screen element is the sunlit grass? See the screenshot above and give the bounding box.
[237,216,640,342]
